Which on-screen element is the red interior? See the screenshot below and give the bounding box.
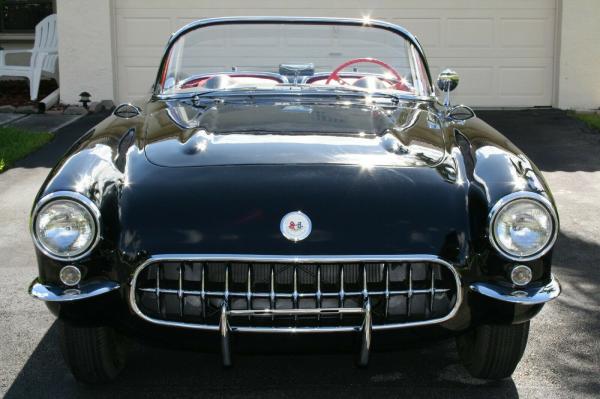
[325,58,410,91]
[171,58,411,92]
[180,74,284,89]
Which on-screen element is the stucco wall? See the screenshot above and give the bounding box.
[557,0,600,110]
[56,0,115,104]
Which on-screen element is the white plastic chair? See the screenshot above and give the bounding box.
[0,14,58,101]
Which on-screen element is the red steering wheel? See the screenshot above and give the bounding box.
[325,57,407,90]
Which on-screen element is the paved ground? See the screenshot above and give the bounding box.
[0,112,82,133]
[0,109,598,398]
[0,114,23,126]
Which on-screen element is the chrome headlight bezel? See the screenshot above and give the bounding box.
[488,192,559,262]
[30,191,101,261]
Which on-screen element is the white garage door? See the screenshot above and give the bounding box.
[114,0,557,107]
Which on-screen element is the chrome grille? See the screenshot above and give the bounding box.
[130,255,460,331]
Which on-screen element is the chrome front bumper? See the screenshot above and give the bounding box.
[28,270,560,368]
[29,278,120,302]
[470,274,561,305]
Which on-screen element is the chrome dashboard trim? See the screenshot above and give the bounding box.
[128,254,463,333]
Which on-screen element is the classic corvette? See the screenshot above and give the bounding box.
[29,17,561,383]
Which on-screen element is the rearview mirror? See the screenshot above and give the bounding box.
[437,69,459,107]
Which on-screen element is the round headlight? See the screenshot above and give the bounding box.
[32,193,99,260]
[490,193,557,260]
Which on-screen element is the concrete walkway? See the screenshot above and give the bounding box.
[0,112,83,133]
[0,109,598,398]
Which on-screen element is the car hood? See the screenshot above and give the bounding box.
[119,161,469,261]
[117,100,470,261]
[143,100,447,168]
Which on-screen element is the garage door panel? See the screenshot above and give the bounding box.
[118,17,172,47]
[393,19,441,47]
[446,18,494,48]
[450,67,494,95]
[499,67,548,96]
[500,19,549,48]
[430,57,554,107]
[119,65,158,98]
[114,0,557,107]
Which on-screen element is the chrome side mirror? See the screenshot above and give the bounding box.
[437,69,459,107]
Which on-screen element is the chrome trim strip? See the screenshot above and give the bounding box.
[30,191,102,261]
[29,278,119,302]
[228,308,364,316]
[470,274,561,305]
[487,191,559,262]
[128,254,463,333]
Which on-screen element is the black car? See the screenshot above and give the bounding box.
[29,17,560,383]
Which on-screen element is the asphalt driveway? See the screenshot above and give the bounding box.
[0,109,598,398]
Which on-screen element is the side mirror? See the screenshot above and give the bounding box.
[437,69,459,107]
[446,105,475,121]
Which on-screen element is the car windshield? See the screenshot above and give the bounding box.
[157,20,432,99]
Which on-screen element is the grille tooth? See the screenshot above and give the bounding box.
[134,259,458,328]
[275,265,294,290]
[297,265,316,292]
[343,264,360,284]
[230,263,247,283]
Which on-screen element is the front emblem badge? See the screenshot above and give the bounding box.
[280,211,312,242]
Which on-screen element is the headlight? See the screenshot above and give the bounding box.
[32,192,100,260]
[489,193,558,261]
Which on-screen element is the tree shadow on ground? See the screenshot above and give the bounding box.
[5,322,518,398]
[535,232,600,396]
[6,231,599,398]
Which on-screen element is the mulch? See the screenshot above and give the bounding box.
[0,79,58,107]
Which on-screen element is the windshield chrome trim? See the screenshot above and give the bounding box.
[155,88,436,103]
[153,16,434,99]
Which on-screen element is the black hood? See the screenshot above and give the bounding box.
[98,99,470,261]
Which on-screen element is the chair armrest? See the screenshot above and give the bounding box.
[0,49,32,66]
[0,49,33,55]
[34,50,58,55]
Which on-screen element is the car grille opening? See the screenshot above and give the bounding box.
[132,258,459,330]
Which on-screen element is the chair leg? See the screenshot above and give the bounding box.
[30,70,42,101]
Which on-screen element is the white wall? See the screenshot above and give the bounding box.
[53,0,600,109]
[113,0,557,107]
[56,0,115,104]
[557,0,600,110]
